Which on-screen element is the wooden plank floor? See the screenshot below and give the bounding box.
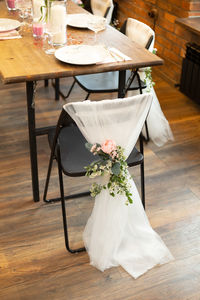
[0,74,200,300]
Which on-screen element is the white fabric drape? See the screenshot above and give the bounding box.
[127,74,174,147]
[125,18,174,147]
[64,94,174,278]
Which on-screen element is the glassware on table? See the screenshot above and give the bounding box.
[44,0,67,54]
[32,0,45,39]
[87,15,107,43]
[32,21,44,39]
[5,0,17,11]
[16,0,32,19]
[15,0,32,34]
[44,23,60,54]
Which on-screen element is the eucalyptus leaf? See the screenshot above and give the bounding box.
[85,142,93,151]
[111,162,120,175]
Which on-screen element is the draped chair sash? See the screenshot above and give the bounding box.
[64,94,174,278]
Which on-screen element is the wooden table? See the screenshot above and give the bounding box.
[0,1,163,202]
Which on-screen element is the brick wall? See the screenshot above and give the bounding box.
[115,0,200,85]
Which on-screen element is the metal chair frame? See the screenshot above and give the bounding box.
[43,107,146,253]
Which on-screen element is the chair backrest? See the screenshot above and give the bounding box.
[91,0,114,24]
[63,93,153,158]
[121,18,155,51]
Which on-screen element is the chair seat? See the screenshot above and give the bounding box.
[75,70,146,93]
[48,126,143,176]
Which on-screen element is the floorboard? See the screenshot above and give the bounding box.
[0,74,200,300]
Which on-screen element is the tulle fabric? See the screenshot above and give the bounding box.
[64,94,153,157]
[64,94,174,278]
[125,18,173,146]
[83,178,174,278]
[127,72,174,147]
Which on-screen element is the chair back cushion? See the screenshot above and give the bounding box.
[125,18,155,51]
[91,0,114,24]
[63,93,152,158]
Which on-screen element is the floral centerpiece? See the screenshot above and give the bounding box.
[85,140,133,205]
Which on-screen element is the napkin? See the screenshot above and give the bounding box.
[0,30,22,40]
[98,47,132,64]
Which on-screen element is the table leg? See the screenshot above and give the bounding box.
[55,78,60,101]
[118,70,126,98]
[26,81,40,202]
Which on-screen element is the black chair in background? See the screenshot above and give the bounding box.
[58,18,154,102]
[57,18,154,141]
[50,0,114,100]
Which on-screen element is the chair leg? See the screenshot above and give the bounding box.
[139,135,145,209]
[125,70,137,94]
[140,162,145,209]
[51,78,76,101]
[57,150,86,253]
[136,72,143,94]
[64,78,76,99]
[43,147,90,204]
[44,80,49,87]
[144,120,150,142]
[43,152,55,202]
[85,93,90,100]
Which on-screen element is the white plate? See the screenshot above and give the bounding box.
[0,18,21,33]
[66,14,91,28]
[55,45,108,65]
[66,14,106,30]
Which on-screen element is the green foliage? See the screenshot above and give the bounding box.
[144,48,157,92]
[85,143,133,205]
[144,67,155,92]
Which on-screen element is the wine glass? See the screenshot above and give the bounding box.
[16,0,32,33]
[87,16,107,43]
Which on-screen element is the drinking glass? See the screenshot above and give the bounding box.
[32,21,44,39]
[16,0,32,34]
[16,0,32,19]
[43,0,67,54]
[5,0,17,11]
[87,16,106,43]
[44,22,60,54]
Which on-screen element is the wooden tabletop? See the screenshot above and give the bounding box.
[176,17,200,36]
[0,0,163,84]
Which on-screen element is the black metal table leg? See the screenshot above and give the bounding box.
[26,81,40,202]
[55,78,60,101]
[118,70,126,98]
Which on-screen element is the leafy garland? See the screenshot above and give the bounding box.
[144,48,157,91]
[85,140,133,205]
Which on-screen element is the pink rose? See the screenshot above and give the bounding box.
[101,140,116,154]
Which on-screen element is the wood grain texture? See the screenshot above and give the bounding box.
[176,17,200,36]
[0,1,163,84]
[0,72,200,299]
